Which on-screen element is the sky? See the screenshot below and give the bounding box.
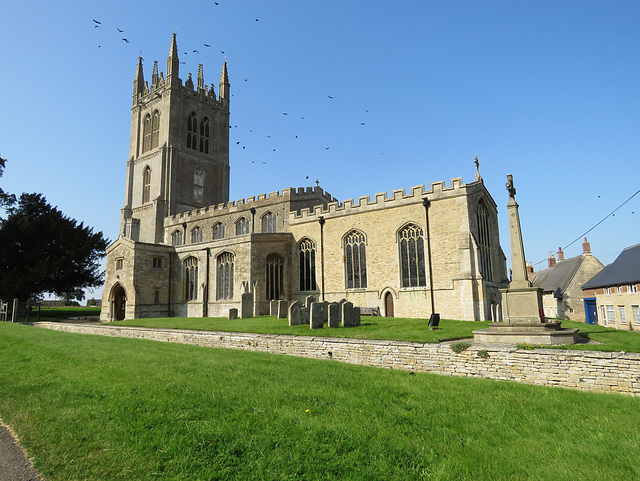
[1,0,639,299]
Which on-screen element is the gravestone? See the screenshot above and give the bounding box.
[241,292,253,318]
[270,300,279,316]
[288,300,302,326]
[341,301,354,327]
[228,308,238,320]
[322,301,329,322]
[353,307,361,326]
[328,303,341,328]
[301,307,310,325]
[305,295,316,310]
[310,302,324,329]
[277,300,288,319]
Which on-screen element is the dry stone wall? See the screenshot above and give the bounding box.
[32,323,640,396]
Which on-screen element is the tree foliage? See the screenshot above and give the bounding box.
[0,193,109,301]
[0,155,16,212]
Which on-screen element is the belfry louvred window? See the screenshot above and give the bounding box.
[142,114,152,152]
[151,110,160,149]
[187,112,198,150]
[142,166,151,203]
[199,117,210,154]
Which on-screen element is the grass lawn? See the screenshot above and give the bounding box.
[16,306,101,323]
[1,322,640,480]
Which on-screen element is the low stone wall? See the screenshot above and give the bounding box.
[31,322,640,396]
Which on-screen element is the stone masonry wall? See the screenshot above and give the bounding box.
[32,323,640,396]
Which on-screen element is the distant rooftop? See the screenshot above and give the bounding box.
[582,244,640,289]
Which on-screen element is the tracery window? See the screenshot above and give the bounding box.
[216,252,234,300]
[266,253,284,300]
[151,110,160,149]
[344,230,367,289]
[187,112,198,150]
[142,166,151,204]
[477,200,493,283]
[262,212,277,233]
[213,222,225,240]
[399,224,426,288]
[171,230,183,246]
[142,114,152,152]
[236,217,250,236]
[184,256,198,301]
[199,117,210,154]
[299,238,317,291]
[193,167,204,204]
[191,226,202,244]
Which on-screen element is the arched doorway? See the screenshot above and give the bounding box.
[385,292,394,317]
[110,284,126,321]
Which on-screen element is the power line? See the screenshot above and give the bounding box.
[532,188,640,266]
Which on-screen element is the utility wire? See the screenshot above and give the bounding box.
[532,188,640,266]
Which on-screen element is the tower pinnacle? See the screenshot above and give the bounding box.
[133,57,145,97]
[219,61,230,103]
[166,33,179,84]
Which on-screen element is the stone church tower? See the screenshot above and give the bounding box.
[120,34,230,244]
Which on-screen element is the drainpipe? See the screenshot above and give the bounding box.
[250,207,256,233]
[203,248,210,317]
[319,216,326,301]
[168,252,173,317]
[422,197,439,329]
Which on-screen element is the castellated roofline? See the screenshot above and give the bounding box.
[290,177,475,221]
[164,186,337,225]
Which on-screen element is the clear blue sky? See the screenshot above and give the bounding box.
[1,0,638,298]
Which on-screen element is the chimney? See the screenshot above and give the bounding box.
[548,254,556,268]
[582,237,591,254]
[557,247,565,261]
[526,262,534,275]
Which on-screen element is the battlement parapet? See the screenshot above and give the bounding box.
[290,177,469,221]
[164,185,337,226]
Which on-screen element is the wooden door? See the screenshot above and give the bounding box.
[385,292,394,317]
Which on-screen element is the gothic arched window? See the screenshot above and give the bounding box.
[151,110,160,149]
[142,166,151,204]
[193,167,204,204]
[266,253,284,300]
[261,212,277,233]
[236,217,250,236]
[184,256,198,301]
[344,230,367,289]
[213,222,225,240]
[142,114,152,152]
[171,230,183,246]
[299,238,317,291]
[187,112,198,150]
[191,226,202,244]
[399,224,426,288]
[477,200,493,283]
[216,252,234,300]
[200,117,210,154]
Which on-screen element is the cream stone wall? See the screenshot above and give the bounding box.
[583,284,640,330]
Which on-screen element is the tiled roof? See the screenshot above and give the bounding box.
[582,244,640,289]
[533,255,584,293]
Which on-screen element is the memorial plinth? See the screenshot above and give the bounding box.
[473,174,579,345]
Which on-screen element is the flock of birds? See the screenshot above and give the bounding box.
[90,4,380,184]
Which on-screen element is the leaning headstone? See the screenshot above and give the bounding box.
[341,301,354,327]
[270,300,279,316]
[288,300,302,326]
[353,307,361,327]
[241,292,253,318]
[277,300,288,319]
[228,308,238,320]
[321,301,330,322]
[301,307,310,325]
[328,303,341,328]
[310,302,324,329]
[305,295,316,310]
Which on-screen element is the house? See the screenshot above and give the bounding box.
[531,238,603,322]
[582,243,640,329]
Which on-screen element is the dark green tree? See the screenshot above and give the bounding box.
[0,155,16,212]
[0,193,109,301]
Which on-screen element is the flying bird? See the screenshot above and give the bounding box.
[221,50,225,54]
[193,49,199,53]
[328,96,333,99]
[204,43,211,47]
[255,18,259,21]
[93,19,101,24]
[244,78,248,82]
[117,28,124,32]
[180,61,186,65]
[122,38,130,43]
[215,2,219,4]
[325,147,330,150]
[282,113,288,115]
[360,122,365,125]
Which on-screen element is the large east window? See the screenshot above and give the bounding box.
[344,230,367,289]
[476,200,493,282]
[299,238,317,291]
[184,256,198,301]
[398,224,426,288]
[216,252,234,300]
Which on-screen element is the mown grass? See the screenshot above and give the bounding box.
[1,322,640,480]
[16,306,101,322]
[544,319,640,353]
[112,316,488,344]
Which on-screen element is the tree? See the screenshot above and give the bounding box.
[0,193,109,301]
[0,155,16,213]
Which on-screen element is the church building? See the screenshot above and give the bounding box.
[100,35,509,322]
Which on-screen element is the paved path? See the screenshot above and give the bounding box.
[0,421,42,481]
